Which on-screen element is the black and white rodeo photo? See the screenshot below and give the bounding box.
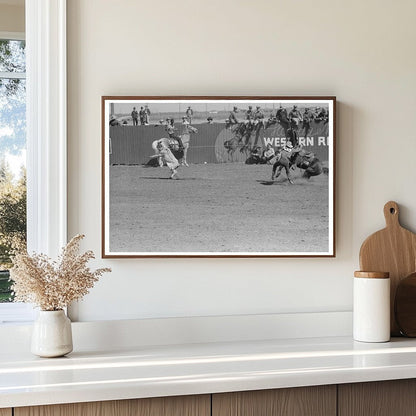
[102,97,336,257]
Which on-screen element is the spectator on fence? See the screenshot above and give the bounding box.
[186,106,193,124]
[139,107,146,125]
[131,107,139,126]
[276,104,288,122]
[229,106,239,124]
[314,106,328,123]
[265,111,276,128]
[289,105,302,124]
[254,106,264,121]
[207,116,213,124]
[144,105,151,125]
[109,115,120,126]
[302,107,313,137]
[246,105,254,121]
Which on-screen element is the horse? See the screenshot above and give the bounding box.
[288,147,306,168]
[224,122,254,160]
[252,120,264,149]
[264,116,276,129]
[289,148,324,178]
[301,155,323,178]
[240,122,257,154]
[224,136,249,161]
[270,146,324,183]
[224,119,270,160]
[271,151,294,184]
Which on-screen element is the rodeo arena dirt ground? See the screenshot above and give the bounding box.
[107,104,331,254]
[110,163,329,253]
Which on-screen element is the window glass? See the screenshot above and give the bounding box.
[0,40,26,73]
[0,39,26,303]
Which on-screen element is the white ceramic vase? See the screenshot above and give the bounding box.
[31,310,73,357]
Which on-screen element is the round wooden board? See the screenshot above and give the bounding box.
[395,272,416,337]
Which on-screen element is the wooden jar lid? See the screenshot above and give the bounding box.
[354,271,390,279]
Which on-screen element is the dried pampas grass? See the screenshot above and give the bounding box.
[10,234,111,311]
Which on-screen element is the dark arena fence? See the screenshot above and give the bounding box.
[109,121,330,165]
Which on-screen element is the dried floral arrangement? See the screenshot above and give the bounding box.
[10,234,111,311]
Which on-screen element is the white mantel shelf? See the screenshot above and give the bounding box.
[2,336,416,409]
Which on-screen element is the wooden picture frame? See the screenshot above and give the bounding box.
[102,96,336,258]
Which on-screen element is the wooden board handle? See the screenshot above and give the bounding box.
[384,201,400,228]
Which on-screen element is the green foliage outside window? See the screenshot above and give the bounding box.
[0,162,26,302]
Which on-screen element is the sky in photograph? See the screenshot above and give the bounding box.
[112,101,329,116]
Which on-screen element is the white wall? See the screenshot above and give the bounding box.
[67,0,416,322]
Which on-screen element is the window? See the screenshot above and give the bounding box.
[0,0,67,324]
[0,33,34,322]
[0,37,26,301]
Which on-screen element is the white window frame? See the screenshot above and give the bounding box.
[0,0,67,324]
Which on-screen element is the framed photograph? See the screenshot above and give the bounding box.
[102,96,336,258]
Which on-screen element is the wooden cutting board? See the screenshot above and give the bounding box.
[359,201,416,336]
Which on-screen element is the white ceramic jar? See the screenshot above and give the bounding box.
[353,271,390,342]
[31,310,73,357]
